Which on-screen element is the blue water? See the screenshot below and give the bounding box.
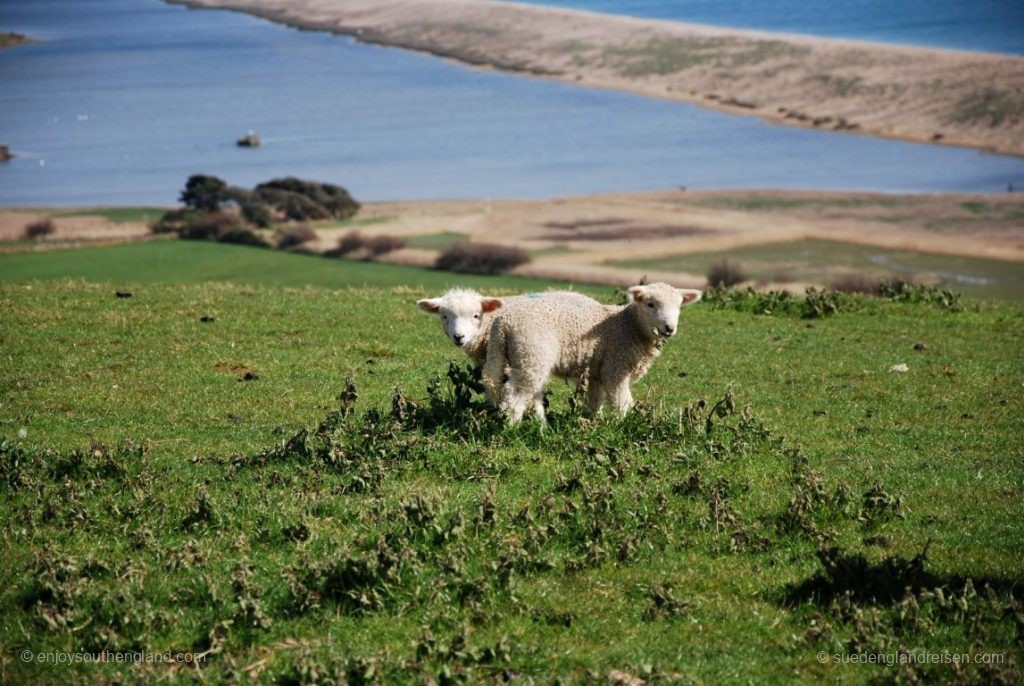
[519,0,1024,55]
[0,0,1021,207]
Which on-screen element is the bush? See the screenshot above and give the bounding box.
[217,226,270,248]
[180,174,230,212]
[333,231,366,256]
[282,193,331,222]
[255,177,359,221]
[435,243,530,275]
[23,218,55,240]
[179,211,241,240]
[707,260,747,288]
[240,201,274,228]
[329,231,406,260]
[830,274,919,296]
[277,225,318,250]
[152,208,198,234]
[364,234,406,257]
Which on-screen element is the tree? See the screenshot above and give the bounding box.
[180,174,230,212]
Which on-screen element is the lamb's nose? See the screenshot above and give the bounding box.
[453,334,465,344]
[663,326,675,336]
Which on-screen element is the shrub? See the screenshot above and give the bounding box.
[277,225,318,250]
[706,260,747,288]
[152,208,198,234]
[329,231,406,260]
[240,201,274,228]
[830,274,918,295]
[23,218,55,240]
[282,193,330,222]
[180,174,230,212]
[217,226,270,248]
[179,211,241,240]
[364,235,406,257]
[333,231,366,256]
[435,243,530,275]
[255,178,359,221]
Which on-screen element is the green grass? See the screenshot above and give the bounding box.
[613,238,1024,302]
[404,231,470,251]
[314,216,392,230]
[51,207,168,224]
[1,242,1022,683]
[0,240,595,293]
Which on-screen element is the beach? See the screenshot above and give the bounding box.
[167,0,1024,156]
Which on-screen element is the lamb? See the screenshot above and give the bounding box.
[482,282,702,424]
[416,288,599,367]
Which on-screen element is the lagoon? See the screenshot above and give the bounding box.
[1,0,1022,206]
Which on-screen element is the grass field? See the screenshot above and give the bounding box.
[0,241,593,293]
[404,232,471,252]
[50,207,169,225]
[1,241,1022,683]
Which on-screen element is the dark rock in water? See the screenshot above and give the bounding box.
[0,144,12,162]
[236,134,261,148]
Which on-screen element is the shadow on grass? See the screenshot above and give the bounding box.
[781,544,1024,607]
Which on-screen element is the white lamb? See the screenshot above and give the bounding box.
[482,282,702,424]
[416,288,600,367]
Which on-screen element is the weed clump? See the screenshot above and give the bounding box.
[704,282,961,318]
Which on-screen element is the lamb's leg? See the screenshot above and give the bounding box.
[532,392,547,426]
[608,382,634,416]
[502,366,551,425]
[481,327,507,407]
[586,381,606,415]
[501,377,531,424]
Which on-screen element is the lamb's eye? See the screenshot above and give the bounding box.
[647,302,655,309]
[474,314,480,320]
[441,315,448,321]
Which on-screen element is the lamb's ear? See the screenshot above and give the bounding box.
[678,288,703,306]
[417,298,442,314]
[480,298,503,313]
[627,285,647,303]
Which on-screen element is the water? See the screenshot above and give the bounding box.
[518,0,1024,55]
[0,0,1022,207]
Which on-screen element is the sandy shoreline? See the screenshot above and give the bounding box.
[165,0,1024,157]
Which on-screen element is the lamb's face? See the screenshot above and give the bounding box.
[417,290,502,349]
[628,283,702,338]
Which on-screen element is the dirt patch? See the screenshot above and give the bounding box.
[214,359,259,381]
[0,210,152,247]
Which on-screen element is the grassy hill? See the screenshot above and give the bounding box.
[1,242,1021,683]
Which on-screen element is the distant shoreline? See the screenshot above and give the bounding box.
[165,0,1024,157]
